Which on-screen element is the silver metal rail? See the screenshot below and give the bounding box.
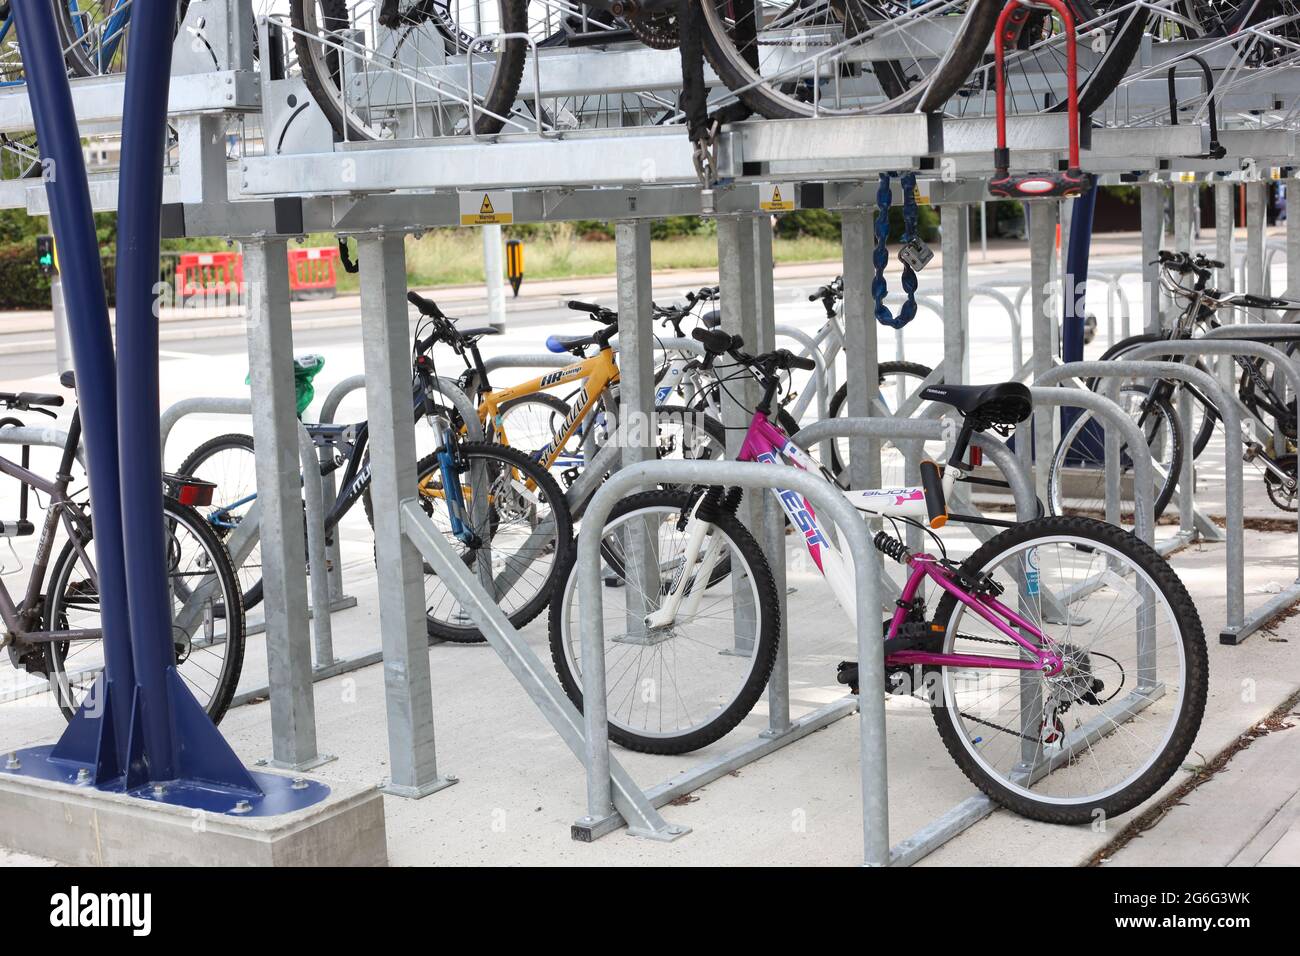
[575,458,888,864]
[1038,361,1244,639]
[1127,333,1300,644]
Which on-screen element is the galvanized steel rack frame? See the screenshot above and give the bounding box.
[3,0,1300,864]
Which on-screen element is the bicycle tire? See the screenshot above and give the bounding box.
[1092,333,1218,459]
[827,361,936,479]
[1048,385,1184,524]
[177,431,265,610]
[699,0,1004,119]
[928,515,1207,824]
[547,488,780,754]
[57,0,191,78]
[290,0,529,140]
[497,391,575,461]
[44,496,246,724]
[402,441,574,644]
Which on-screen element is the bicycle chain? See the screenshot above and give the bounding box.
[935,629,1044,742]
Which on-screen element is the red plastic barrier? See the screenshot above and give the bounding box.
[172,247,339,302]
[287,246,339,299]
[174,251,244,300]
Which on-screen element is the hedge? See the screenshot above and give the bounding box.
[0,242,52,309]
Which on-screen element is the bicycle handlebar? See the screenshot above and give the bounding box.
[0,392,63,412]
[408,290,445,318]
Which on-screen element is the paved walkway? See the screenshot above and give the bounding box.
[1102,705,1300,866]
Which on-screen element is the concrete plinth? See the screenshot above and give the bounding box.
[0,771,386,866]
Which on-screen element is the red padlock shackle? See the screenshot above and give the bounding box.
[994,0,1081,170]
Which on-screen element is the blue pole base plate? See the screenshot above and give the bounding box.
[0,745,330,816]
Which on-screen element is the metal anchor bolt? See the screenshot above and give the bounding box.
[291,777,308,790]
[152,784,166,798]
[232,799,253,814]
[75,769,90,784]
[5,753,19,770]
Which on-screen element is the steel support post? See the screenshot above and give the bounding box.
[940,203,970,385]
[357,232,456,798]
[1140,184,1165,335]
[176,113,229,206]
[1215,181,1236,291]
[716,215,762,654]
[1215,181,1237,392]
[1172,184,1196,255]
[841,208,880,490]
[613,219,658,643]
[1245,181,1267,321]
[1287,179,1300,299]
[1027,202,1059,504]
[751,215,790,736]
[243,237,325,770]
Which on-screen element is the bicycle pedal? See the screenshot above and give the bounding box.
[835,660,859,695]
[836,660,912,696]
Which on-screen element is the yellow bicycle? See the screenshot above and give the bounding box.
[408,292,725,490]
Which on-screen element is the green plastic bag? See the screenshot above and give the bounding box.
[245,354,326,419]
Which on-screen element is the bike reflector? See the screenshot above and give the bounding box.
[166,475,217,507]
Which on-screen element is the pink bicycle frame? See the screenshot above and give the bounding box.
[735,409,1061,676]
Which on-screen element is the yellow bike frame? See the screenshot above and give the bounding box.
[478,345,620,472]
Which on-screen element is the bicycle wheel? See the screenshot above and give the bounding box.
[290,0,529,140]
[56,0,191,77]
[1048,385,1184,528]
[929,515,1207,824]
[44,497,246,724]
[498,392,580,472]
[1238,354,1297,442]
[177,432,264,609]
[828,361,936,482]
[1092,333,1217,460]
[548,488,780,754]
[652,404,727,467]
[700,0,1005,119]
[409,441,573,643]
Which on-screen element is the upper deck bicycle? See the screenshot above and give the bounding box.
[548,327,1207,823]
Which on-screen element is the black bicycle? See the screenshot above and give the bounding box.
[1052,250,1300,519]
[0,377,245,723]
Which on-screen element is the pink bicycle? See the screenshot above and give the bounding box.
[549,328,1208,824]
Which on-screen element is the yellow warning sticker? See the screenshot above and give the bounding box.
[459,191,514,226]
[759,183,796,212]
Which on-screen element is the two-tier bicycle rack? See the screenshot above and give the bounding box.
[4,0,1300,864]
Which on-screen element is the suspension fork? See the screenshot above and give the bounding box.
[642,506,725,629]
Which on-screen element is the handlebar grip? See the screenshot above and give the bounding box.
[566,300,601,314]
[918,460,947,530]
[407,291,443,317]
[18,392,63,408]
[786,353,816,372]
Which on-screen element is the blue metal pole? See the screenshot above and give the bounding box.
[10,0,135,775]
[114,0,259,793]
[115,0,184,782]
[1062,179,1098,364]
[1062,178,1100,455]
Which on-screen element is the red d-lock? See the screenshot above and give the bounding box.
[989,0,1089,199]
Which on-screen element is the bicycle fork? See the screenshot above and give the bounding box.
[642,509,726,630]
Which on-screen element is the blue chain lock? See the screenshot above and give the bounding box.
[871,171,922,330]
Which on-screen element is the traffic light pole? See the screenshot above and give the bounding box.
[49,274,73,376]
